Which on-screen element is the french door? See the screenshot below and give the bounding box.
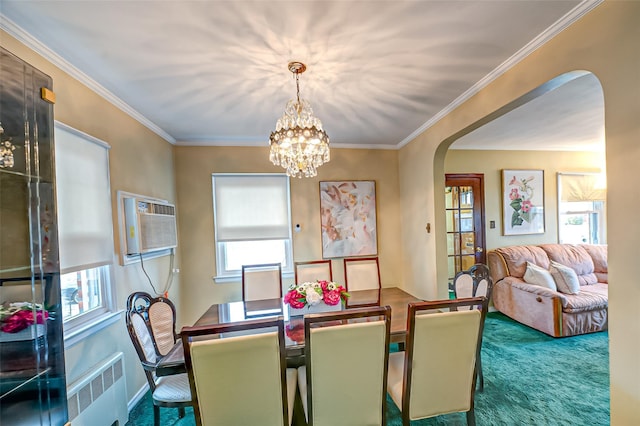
[445,174,486,286]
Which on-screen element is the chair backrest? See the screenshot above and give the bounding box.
[343,257,381,291]
[402,297,485,422]
[181,317,289,426]
[126,291,178,357]
[294,260,333,285]
[303,306,391,426]
[242,263,283,301]
[452,263,493,311]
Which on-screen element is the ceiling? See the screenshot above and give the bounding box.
[0,0,603,150]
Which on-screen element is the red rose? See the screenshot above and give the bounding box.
[318,280,328,291]
[323,290,341,306]
[285,290,306,309]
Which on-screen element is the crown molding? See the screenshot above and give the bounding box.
[397,0,604,149]
[0,15,176,145]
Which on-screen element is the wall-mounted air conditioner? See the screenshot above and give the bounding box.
[123,197,177,255]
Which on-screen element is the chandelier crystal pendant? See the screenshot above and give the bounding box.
[269,61,330,178]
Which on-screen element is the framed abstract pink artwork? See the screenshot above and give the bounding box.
[320,180,377,258]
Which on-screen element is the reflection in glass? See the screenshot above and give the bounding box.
[460,209,474,231]
[445,187,453,209]
[446,234,455,255]
[445,210,455,232]
[459,186,474,208]
[461,255,476,271]
[447,256,455,280]
[461,232,475,254]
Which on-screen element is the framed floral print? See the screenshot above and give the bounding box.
[320,180,377,258]
[502,169,545,235]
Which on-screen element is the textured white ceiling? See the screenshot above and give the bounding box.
[1,0,601,150]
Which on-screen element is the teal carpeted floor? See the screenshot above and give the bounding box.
[126,312,609,425]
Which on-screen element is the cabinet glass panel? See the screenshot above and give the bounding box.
[0,46,67,426]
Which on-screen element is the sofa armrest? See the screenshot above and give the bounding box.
[493,278,564,337]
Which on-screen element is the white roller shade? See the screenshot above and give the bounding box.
[213,174,290,242]
[55,123,113,273]
[559,173,606,202]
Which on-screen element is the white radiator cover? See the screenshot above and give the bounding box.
[67,352,128,426]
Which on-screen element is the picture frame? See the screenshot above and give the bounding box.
[502,169,545,235]
[319,180,377,258]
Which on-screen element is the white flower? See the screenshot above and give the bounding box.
[305,289,322,306]
[327,282,337,291]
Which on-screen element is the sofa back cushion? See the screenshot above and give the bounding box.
[538,244,597,285]
[580,244,608,283]
[490,245,550,280]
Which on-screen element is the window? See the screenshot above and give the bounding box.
[212,174,292,279]
[557,172,607,244]
[55,122,115,335]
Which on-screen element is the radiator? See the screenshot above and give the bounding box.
[67,352,128,426]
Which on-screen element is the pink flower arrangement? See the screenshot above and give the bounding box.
[0,302,50,333]
[284,280,349,309]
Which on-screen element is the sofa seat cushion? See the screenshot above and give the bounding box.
[539,244,597,285]
[559,283,608,313]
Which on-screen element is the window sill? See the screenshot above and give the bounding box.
[213,271,293,284]
[64,310,123,349]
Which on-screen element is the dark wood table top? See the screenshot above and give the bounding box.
[156,287,421,377]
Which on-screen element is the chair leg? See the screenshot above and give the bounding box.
[153,405,160,426]
[178,407,186,418]
[466,408,476,426]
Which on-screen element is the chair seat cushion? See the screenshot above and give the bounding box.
[153,373,191,403]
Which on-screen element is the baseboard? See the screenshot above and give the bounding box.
[128,382,150,413]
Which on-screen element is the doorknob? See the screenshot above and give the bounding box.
[476,247,484,253]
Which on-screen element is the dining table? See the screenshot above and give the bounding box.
[155,286,422,377]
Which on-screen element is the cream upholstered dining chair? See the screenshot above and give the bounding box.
[126,292,192,426]
[343,256,381,291]
[242,262,283,301]
[452,263,493,391]
[294,259,333,284]
[386,297,486,426]
[181,317,297,426]
[298,306,391,426]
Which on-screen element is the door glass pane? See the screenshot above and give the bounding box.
[461,255,476,271]
[453,233,461,255]
[446,233,455,255]
[460,209,473,231]
[447,256,455,279]
[445,187,454,209]
[451,187,459,208]
[461,232,475,254]
[445,210,455,232]
[459,186,474,208]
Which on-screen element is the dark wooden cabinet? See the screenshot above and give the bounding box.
[0,47,67,425]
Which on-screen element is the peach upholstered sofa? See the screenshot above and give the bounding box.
[487,243,608,337]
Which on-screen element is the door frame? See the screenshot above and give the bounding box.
[445,173,487,266]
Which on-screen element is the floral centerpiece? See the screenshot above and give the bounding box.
[0,302,50,334]
[284,280,349,315]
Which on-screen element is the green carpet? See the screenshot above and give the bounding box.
[126,312,609,425]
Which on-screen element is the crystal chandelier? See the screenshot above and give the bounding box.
[269,62,330,178]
